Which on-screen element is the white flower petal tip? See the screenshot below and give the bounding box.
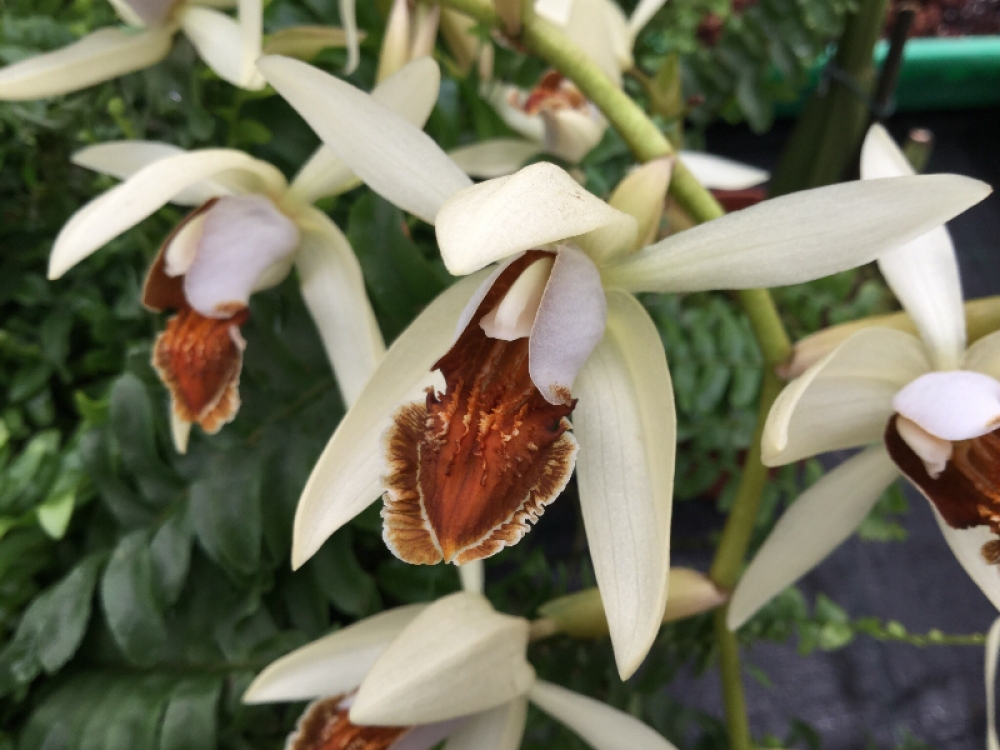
[603,174,992,294]
[448,139,543,180]
[542,108,606,164]
[434,162,637,275]
[443,698,527,750]
[0,27,174,101]
[987,616,1000,750]
[606,157,674,258]
[528,681,679,750]
[761,327,931,467]
[242,604,427,704]
[662,568,728,623]
[183,195,299,318]
[170,412,192,455]
[893,370,1000,442]
[677,151,769,191]
[290,272,490,570]
[350,593,534,726]
[727,446,899,631]
[573,292,674,679]
[528,246,607,405]
[256,55,471,225]
[861,123,915,180]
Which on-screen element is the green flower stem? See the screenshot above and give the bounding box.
[431,1,793,744]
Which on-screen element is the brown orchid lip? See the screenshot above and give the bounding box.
[519,70,588,115]
[381,250,579,565]
[288,694,410,750]
[885,414,1000,564]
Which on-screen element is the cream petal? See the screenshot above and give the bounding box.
[108,0,148,26]
[534,0,573,25]
[927,505,1000,612]
[340,0,361,74]
[0,27,174,100]
[180,7,262,89]
[529,246,606,405]
[560,0,630,85]
[261,25,352,58]
[408,6,440,62]
[294,207,386,407]
[291,272,488,569]
[49,149,286,279]
[458,559,484,595]
[434,162,636,275]
[893,370,1000,442]
[677,150,769,191]
[481,256,553,340]
[987,616,1000,750]
[290,57,443,203]
[257,55,470,225]
[602,175,992,294]
[605,157,673,259]
[170,412,192,455]
[541,107,606,164]
[964,330,1000,381]
[528,681,679,750]
[453,256,525,342]
[442,698,527,750]
[572,291,674,679]
[762,328,931,466]
[661,568,728,622]
[242,604,427,703]
[628,0,670,36]
[390,719,467,750]
[727,446,899,630]
[861,126,967,370]
[448,139,543,180]
[377,0,411,83]
[350,593,534,726]
[181,195,299,317]
[237,0,265,89]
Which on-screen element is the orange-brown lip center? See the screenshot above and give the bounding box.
[520,71,588,115]
[289,694,410,750]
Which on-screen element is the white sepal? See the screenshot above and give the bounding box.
[678,150,769,191]
[606,157,673,259]
[572,291,674,679]
[448,139,543,180]
[443,699,527,750]
[964,330,1000,382]
[727,446,899,629]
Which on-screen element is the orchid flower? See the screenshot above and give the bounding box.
[243,591,679,750]
[0,0,266,98]
[258,54,987,678]
[727,124,1000,630]
[47,58,441,453]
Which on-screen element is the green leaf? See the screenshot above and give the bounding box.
[310,527,381,617]
[35,487,74,539]
[190,449,263,578]
[100,531,169,666]
[150,504,194,608]
[158,676,223,750]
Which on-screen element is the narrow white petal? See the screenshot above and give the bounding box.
[181,7,261,88]
[893,370,1000,441]
[295,208,385,406]
[377,0,412,83]
[928,506,1000,612]
[258,55,470,225]
[350,593,534,725]
[534,0,573,25]
[605,157,673,259]
[49,149,286,279]
[529,246,606,405]
[291,272,488,569]
[964,330,1000,382]
[541,108,606,164]
[242,604,426,703]
[573,291,674,679]
[289,57,443,202]
[458,559,484,595]
[0,27,173,100]
[561,0,630,85]
[761,328,930,465]
[170,412,192,455]
[448,139,543,180]
[528,681,679,750]
[261,25,352,58]
[678,150,769,191]
[987,617,1000,750]
[443,699,527,750]
[861,125,966,370]
[114,0,175,25]
[727,447,899,630]
[603,175,992,293]
[237,0,265,89]
[183,195,299,317]
[340,0,360,74]
[434,162,636,275]
[628,0,670,36]
[108,0,146,25]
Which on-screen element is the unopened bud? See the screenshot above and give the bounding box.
[377,0,412,82]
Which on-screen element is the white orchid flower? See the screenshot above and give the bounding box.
[0,0,267,98]
[728,124,1000,630]
[257,54,989,678]
[243,591,679,750]
[47,58,441,453]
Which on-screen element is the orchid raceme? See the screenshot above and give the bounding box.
[46,58,441,453]
[243,592,679,750]
[261,52,986,678]
[0,0,265,98]
[728,124,1000,630]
